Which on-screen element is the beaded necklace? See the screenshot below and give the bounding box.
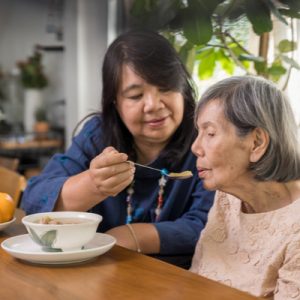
[125,174,168,224]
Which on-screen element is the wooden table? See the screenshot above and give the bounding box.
[0,137,63,176]
[0,138,62,151]
[0,211,262,300]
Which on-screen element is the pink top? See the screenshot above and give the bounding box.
[190,191,300,299]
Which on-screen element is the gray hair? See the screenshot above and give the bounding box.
[195,75,300,182]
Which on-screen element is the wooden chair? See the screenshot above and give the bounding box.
[0,166,27,207]
[0,156,20,171]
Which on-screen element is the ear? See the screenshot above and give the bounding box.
[249,128,269,163]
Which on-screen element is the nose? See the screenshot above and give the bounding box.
[144,88,164,112]
[191,135,204,157]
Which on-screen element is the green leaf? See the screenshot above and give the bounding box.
[279,9,300,18]
[179,43,196,73]
[195,47,214,59]
[264,0,288,25]
[278,0,300,11]
[194,0,224,14]
[245,0,273,35]
[254,61,268,75]
[267,64,287,76]
[216,50,235,74]
[278,39,297,53]
[198,51,217,79]
[183,8,213,45]
[281,55,300,70]
[238,54,265,63]
[186,48,196,74]
[129,0,180,30]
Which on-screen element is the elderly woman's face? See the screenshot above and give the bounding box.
[191,100,253,192]
[116,64,184,147]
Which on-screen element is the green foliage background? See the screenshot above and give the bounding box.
[128,0,300,86]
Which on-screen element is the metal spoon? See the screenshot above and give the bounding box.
[129,162,193,180]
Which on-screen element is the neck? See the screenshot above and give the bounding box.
[228,180,300,214]
[134,140,167,165]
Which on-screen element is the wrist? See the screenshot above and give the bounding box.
[126,223,142,253]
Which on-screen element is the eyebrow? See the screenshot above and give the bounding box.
[198,121,215,129]
[121,84,142,95]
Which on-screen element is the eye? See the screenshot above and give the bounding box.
[207,132,215,137]
[128,94,143,100]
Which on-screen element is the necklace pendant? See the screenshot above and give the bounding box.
[155,207,161,217]
[126,215,132,224]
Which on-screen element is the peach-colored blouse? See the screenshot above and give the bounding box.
[190,191,300,299]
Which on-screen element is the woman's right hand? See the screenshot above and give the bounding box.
[88,146,135,197]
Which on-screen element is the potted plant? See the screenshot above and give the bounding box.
[128,0,300,88]
[17,48,48,133]
[34,106,49,140]
[17,50,48,89]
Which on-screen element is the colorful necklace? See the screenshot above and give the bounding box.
[125,174,168,224]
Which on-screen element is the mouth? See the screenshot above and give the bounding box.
[145,116,169,127]
[197,167,211,178]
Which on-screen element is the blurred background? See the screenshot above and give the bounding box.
[0,0,299,177]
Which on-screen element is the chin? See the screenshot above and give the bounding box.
[202,180,217,191]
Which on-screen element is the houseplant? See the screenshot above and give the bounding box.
[34,106,49,140]
[128,0,300,88]
[17,49,48,133]
[17,50,48,89]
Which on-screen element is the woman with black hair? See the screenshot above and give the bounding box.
[21,30,214,268]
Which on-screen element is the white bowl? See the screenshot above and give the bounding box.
[22,211,102,252]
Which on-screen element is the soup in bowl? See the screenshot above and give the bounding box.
[22,211,102,252]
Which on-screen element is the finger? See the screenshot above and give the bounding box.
[94,169,135,196]
[102,146,117,154]
[91,161,134,182]
[91,150,128,169]
[110,176,134,196]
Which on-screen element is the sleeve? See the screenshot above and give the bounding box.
[274,240,300,300]
[154,179,214,255]
[21,116,104,214]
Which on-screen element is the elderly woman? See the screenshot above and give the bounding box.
[190,75,300,299]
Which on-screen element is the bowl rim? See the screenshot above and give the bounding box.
[22,211,102,227]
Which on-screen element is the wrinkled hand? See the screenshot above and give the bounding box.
[89,147,135,197]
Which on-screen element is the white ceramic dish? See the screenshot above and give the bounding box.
[0,217,16,231]
[22,211,102,252]
[1,232,116,265]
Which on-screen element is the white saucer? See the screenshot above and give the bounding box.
[0,217,16,231]
[1,232,116,265]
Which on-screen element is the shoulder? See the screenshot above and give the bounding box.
[80,115,103,132]
[74,115,103,139]
[72,114,104,151]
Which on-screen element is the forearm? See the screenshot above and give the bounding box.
[106,223,160,254]
[55,170,107,211]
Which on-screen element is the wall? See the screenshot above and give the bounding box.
[0,0,110,146]
[64,0,108,144]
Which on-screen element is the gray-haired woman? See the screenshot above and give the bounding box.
[190,75,300,299]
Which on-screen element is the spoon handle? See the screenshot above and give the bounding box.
[132,162,165,174]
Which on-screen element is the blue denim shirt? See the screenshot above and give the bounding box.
[21,116,215,255]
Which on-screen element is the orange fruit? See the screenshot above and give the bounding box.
[0,192,15,223]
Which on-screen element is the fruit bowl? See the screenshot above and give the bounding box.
[0,217,16,231]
